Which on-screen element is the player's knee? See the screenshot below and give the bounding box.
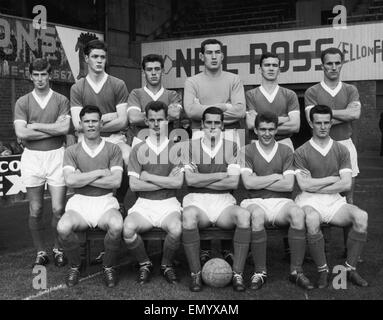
[122,221,136,240]
[353,209,368,232]
[250,209,265,230]
[108,215,123,235]
[29,202,43,217]
[289,206,305,230]
[305,209,320,233]
[182,207,198,228]
[57,217,72,237]
[166,220,182,239]
[52,206,65,219]
[235,208,251,228]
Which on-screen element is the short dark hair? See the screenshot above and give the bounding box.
[80,105,102,120]
[200,39,223,54]
[145,100,168,117]
[29,58,51,74]
[255,112,278,129]
[84,39,107,56]
[321,47,344,64]
[142,54,164,70]
[309,105,333,122]
[259,52,280,67]
[202,106,224,122]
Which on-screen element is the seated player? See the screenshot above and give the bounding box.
[240,112,313,290]
[181,107,251,292]
[123,101,184,285]
[57,105,124,288]
[295,104,368,288]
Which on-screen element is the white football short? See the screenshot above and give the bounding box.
[21,147,65,188]
[240,198,294,226]
[128,197,181,228]
[295,192,347,224]
[65,193,120,228]
[338,138,359,177]
[182,193,237,224]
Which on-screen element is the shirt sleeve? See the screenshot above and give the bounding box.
[338,144,352,173]
[347,85,360,103]
[109,144,123,171]
[70,81,83,107]
[127,144,142,178]
[304,87,317,108]
[287,90,300,113]
[58,95,71,118]
[127,89,143,112]
[63,146,78,171]
[281,146,295,175]
[13,97,28,123]
[293,147,308,173]
[245,89,257,112]
[115,80,129,107]
[239,146,254,174]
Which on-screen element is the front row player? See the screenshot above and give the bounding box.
[123,101,184,285]
[240,112,313,290]
[57,105,124,288]
[294,104,368,288]
[182,107,251,292]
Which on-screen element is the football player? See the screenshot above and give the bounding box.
[123,101,184,285]
[295,104,368,288]
[58,105,123,287]
[14,58,70,268]
[240,112,312,290]
[181,107,250,292]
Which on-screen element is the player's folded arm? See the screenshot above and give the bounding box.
[240,168,279,190]
[14,120,51,140]
[332,102,361,122]
[184,167,225,188]
[63,166,104,188]
[265,171,295,192]
[128,174,162,192]
[276,111,300,134]
[295,169,340,192]
[316,169,352,194]
[140,170,184,189]
[127,106,145,125]
[90,168,123,189]
[101,103,128,132]
[206,164,241,190]
[29,116,71,136]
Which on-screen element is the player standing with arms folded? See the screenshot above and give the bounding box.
[70,40,130,209]
[58,105,123,288]
[295,105,368,288]
[183,38,246,264]
[127,54,182,145]
[14,58,70,267]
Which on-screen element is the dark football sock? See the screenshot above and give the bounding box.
[307,232,328,271]
[251,230,267,273]
[182,228,201,274]
[125,234,149,264]
[51,214,62,250]
[232,227,251,274]
[60,232,81,267]
[221,239,233,253]
[29,216,45,252]
[103,233,121,267]
[288,227,306,273]
[161,234,180,266]
[200,239,211,252]
[346,229,367,268]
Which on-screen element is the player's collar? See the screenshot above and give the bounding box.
[255,140,278,163]
[145,136,169,155]
[86,73,108,94]
[309,138,333,157]
[144,86,164,101]
[259,85,279,103]
[81,138,105,158]
[32,89,53,110]
[201,134,223,159]
[320,81,342,97]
